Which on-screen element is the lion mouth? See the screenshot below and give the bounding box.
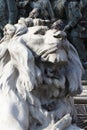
[43,66,65,90]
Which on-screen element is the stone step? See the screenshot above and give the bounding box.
[74,81,87,104]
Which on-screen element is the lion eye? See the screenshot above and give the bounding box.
[57,34,62,38]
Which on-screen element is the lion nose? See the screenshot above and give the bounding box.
[53,31,67,40]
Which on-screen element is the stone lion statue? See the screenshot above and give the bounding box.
[0,23,83,130]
